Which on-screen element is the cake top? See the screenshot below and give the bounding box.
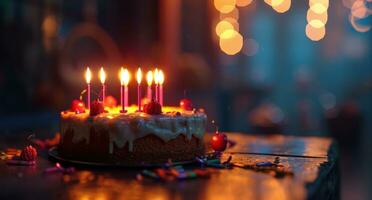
[61,106,206,121]
[60,105,207,153]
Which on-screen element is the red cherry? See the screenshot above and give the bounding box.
[90,100,104,116]
[20,145,37,161]
[143,100,162,115]
[180,98,193,111]
[104,95,117,108]
[210,132,228,152]
[71,99,85,113]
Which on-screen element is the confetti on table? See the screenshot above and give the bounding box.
[231,156,293,178]
[196,155,232,169]
[6,159,36,166]
[44,163,75,174]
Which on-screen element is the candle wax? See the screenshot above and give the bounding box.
[87,83,91,110]
[147,86,152,101]
[125,86,128,108]
[120,85,124,112]
[102,84,106,104]
[155,84,159,102]
[160,85,163,106]
[137,84,141,111]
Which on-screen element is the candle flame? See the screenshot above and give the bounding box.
[99,67,106,84]
[154,68,159,84]
[85,67,92,83]
[159,70,164,85]
[146,71,153,86]
[120,67,130,86]
[136,68,142,84]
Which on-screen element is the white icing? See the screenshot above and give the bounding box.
[60,107,207,153]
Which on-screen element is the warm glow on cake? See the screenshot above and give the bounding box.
[62,106,189,117]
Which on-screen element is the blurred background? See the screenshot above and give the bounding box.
[0,0,371,199]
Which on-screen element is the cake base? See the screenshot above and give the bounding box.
[48,147,198,167]
[57,133,205,166]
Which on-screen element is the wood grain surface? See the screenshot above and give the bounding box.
[0,132,339,200]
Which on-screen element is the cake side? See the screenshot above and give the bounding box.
[59,106,207,163]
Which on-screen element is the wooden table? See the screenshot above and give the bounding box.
[0,132,339,200]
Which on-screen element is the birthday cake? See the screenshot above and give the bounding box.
[59,101,207,165]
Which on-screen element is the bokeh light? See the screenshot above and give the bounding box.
[309,0,329,8]
[271,0,285,7]
[307,9,328,24]
[308,19,325,28]
[223,17,240,32]
[349,14,371,32]
[306,0,329,40]
[236,0,253,7]
[42,15,58,37]
[219,29,243,55]
[272,0,291,13]
[351,0,369,19]
[310,3,327,14]
[215,20,235,36]
[305,24,326,41]
[264,0,272,5]
[214,0,237,14]
[220,7,239,20]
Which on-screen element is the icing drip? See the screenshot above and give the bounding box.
[60,107,207,153]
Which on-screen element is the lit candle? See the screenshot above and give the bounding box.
[85,67,92,110]
[99,67,106,104]
[136,68,142,111]
[154,68,159,102]
[158,70,164,106]
[146,71,153,101]
[120,67,130,112]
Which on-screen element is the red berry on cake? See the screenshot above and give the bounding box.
[90,100,104,116]
[70,99,85,113]
[20,145,37,161]
[104,95,117,108]
[143,100,162,115]
[180,98,193,111]
[211,132,228,152]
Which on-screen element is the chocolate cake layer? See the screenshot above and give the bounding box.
[59,106,207,164]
